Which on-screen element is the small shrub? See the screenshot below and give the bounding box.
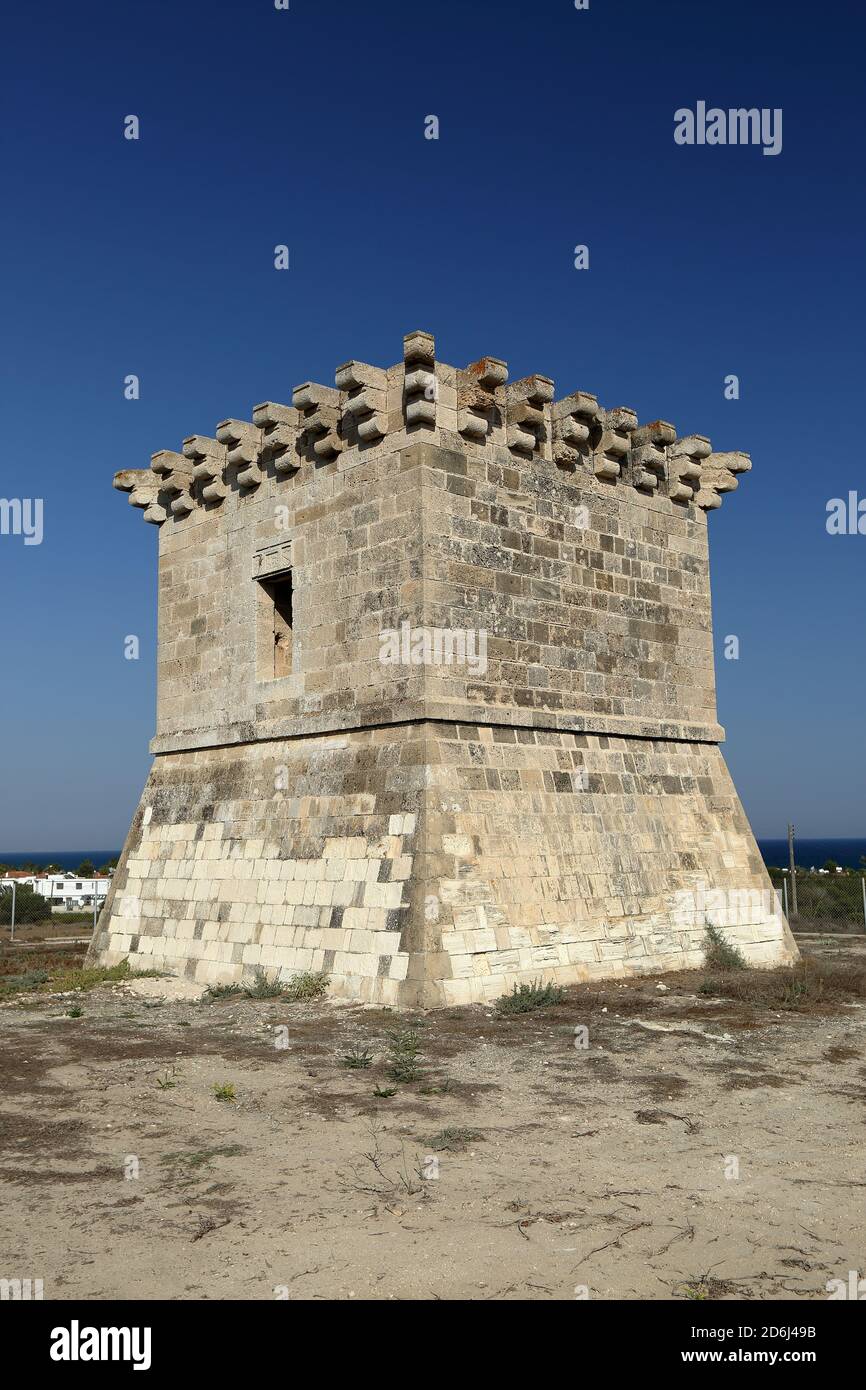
[341,1048,374,1070]
[496,979,565,1016]
[20,968,50,988]
[243,969,285,1000]
[213,1082,236,1103]
[373,1085,397,1098]
[65,1006,84,1018]
[204,981,243,1001]
[386,1027,423,1083]
[238,969,329,1001]
[282,970,329,1002]
[0,883,52,925]
[157,1070,179,1090]
[703,923,747,972]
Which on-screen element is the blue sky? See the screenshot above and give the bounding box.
[1,0,863,849]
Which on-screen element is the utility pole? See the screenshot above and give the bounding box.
[787,823,798,918]
[8,879,16,943]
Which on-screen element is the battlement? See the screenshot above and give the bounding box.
[114,331,751,526]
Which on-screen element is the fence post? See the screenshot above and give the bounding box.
[783,878,789,920]
[787,823,798,918]
[862,876,866,933]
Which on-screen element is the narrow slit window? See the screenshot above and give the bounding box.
[262,571,293,679]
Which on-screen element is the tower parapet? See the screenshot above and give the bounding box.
[113,331,749,529]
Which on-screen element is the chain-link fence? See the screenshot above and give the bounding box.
[768,868,866,933]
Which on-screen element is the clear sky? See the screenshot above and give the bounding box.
[1,0,863,849]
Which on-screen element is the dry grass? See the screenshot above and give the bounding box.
[0,946,85,979]
[698,955,866,1010]
[0,956,159,997]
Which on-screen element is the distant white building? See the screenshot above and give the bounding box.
[0,871,112,910]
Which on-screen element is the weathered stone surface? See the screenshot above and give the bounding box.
[91,334,798,1003]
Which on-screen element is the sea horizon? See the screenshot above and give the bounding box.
[756,838,866,870]
[0,850,121,871]
[2,837,865,873]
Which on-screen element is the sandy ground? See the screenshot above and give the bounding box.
[1,936,865,1302]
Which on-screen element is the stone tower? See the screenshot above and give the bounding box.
[89,331,797,1005]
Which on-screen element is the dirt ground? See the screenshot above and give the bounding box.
[2,934,865,1302]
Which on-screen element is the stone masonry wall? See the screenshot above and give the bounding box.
[90,728,427,1005]
[420,724,796,1006]
[91,724,797,1008]
[92,331,797,1001]
[416,441,718,738]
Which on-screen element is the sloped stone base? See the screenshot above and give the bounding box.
[416,723,798,1005]
[89,723,798,1006]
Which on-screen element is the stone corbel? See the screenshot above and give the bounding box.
[458,356,508,442]
[594,407,637,480]
[403,330,437,428]
[669,434,712,504]
[216,419,262,489]
[335,361,388,444]
[183,436,228,505]
[505,375,555,456]
[292,382,343,460]
[252,402,299,474]
[151,449,195,515]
